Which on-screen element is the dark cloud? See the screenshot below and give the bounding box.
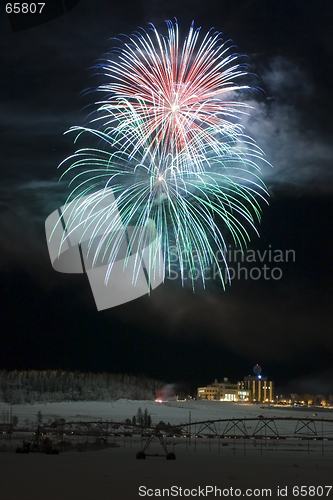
[239,57,333,193]
[107,272,332,364]
[279,370,333,396]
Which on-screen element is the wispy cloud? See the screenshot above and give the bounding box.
[242,57,333,193]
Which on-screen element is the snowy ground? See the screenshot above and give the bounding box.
[1,445,333,500]
[2,399,333,438]
[1,398,333,425]
[1,401,333,499]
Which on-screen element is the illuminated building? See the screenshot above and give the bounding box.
[197,379,238,401]
[239,375,274,402]
[197,370,275,402]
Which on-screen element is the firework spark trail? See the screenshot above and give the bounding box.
[88,19,261,175]
[57,137,268,288]
[52,20,270,290]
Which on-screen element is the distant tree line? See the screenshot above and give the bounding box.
[0,370,165,403]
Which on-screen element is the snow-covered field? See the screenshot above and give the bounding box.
[1,444,333,500]
[1,398,332,424]
[2,399,333,437]
[1,400,333,500]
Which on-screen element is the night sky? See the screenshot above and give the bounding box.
[1,0,333,396]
